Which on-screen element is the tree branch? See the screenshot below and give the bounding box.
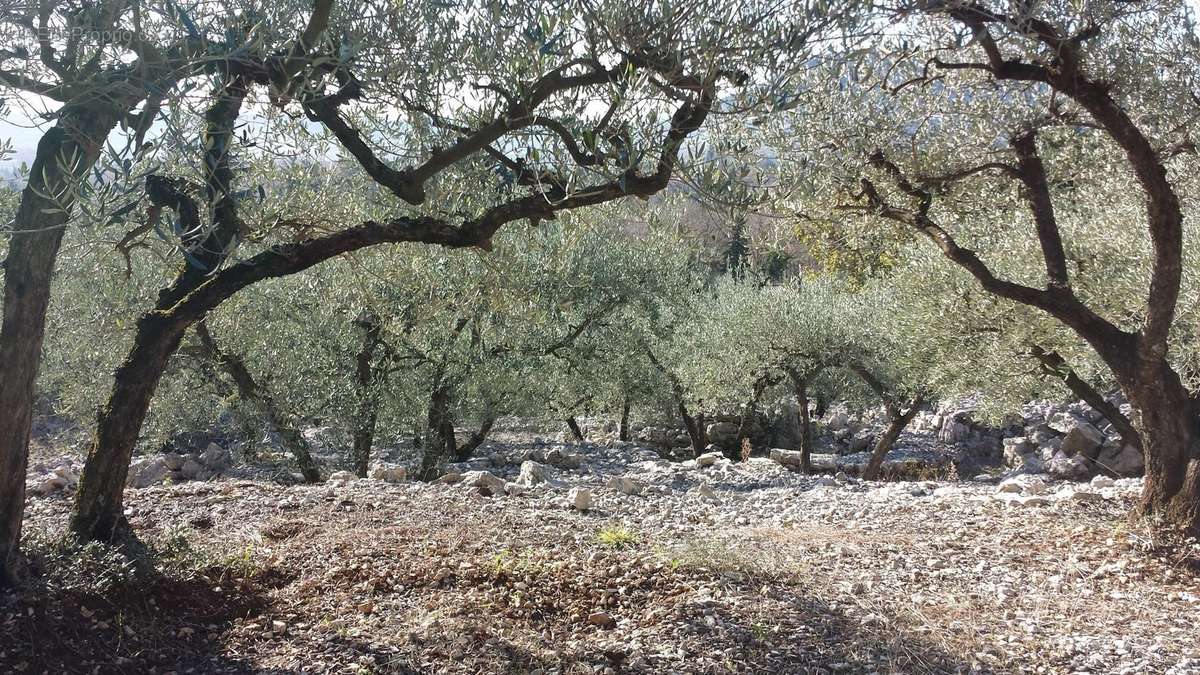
[1011,130,1070,290]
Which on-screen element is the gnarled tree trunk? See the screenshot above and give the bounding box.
[0,110,121,584]
[1124,363,1200,532]
[454,416,496,461]
[419,382,457,480]
[72,76,250,544]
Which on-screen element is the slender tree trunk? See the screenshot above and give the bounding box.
[193,321,321,483]
[352,410,379,478]
[814,396,828,420]
[862,395,923,481]
[785,368,816,473]
[0,110,123,584]
[566,416,585,442]
[619,396,631,442]
[678,402,705,457]
[351,311,383,477]
[455,416,496,460]
[732,377,773,461]
[1029,345,1142,450]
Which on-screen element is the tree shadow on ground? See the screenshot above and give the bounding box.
[0,542,283,674]
[300,589,992,674]
[1,525,990,675]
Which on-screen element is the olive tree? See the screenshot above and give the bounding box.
[0,0,313,584]
[770,0,1200,531]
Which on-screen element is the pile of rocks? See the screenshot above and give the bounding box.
[24,442,237,496]
[623,392,1143,482]
[991,473,1130,507]
[25,460,81,496]
[1001,400,1142,478]
[126,443,234,488]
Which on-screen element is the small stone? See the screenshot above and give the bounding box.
[587,611,616,628]
[695,483,721,504]
[461,470,507,496]
[606,476,644,496]
[1023,478,1050,495]
[570,487,592,511]
[369,463,406,483]
[996,480,1023,494]
[1090,475,1115,489]
[516,461,559,487]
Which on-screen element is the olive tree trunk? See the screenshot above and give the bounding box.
[194,321,321,483]
[732,375,774,461]
[619,397,631,442]
[454,416,496,461]
[351,311,383,477]
[418,383,457,480]
[861,395,923,481]
[565,417,585,442]
[1124,364,1200,531]
[679,403,706,458]
[0,110,122,583]
[785,367,819,473]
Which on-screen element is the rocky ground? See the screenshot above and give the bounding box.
[5,436,1200,675]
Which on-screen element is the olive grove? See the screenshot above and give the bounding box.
[2,0,1197,627]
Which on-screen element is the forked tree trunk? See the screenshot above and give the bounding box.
[619,397,631,442]
[862,395,923,481]
[193,321,321,483]
[679,402,705,458]
[0,110,121,584]
[566,417,585,442]
[72,78,250,544]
